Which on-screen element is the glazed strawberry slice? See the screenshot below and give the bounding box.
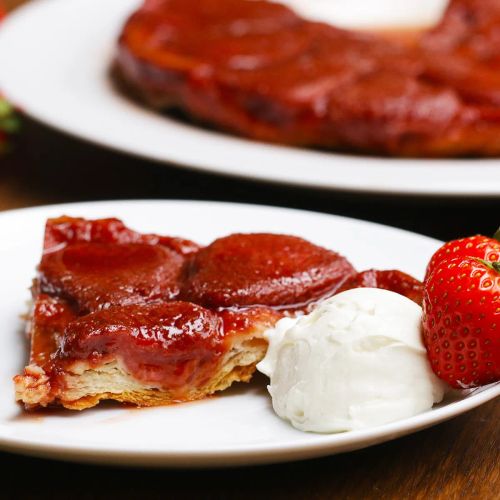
[181,233,356,308]
[422,256,500,388]
[43,216,200,256]
[39,242,185,313]
[38,217,200,313]
[337,269,423,304]
[425,230,500,281]
[58,301,225,391]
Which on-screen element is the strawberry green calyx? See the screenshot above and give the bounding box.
[494,227,500,242]
[476,258,500,274]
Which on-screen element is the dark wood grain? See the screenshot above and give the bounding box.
[1,2,499,499]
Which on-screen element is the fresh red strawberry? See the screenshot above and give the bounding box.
[337,269,423,304]
[425,231,500,281]
[422,256,500,388]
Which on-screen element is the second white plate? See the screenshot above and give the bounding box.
[0,200,498,467]
[0,0,500,197]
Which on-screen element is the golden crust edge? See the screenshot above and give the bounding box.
[15,337,268,411]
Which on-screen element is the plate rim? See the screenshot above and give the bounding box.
[0,199,498,467]
[0,198,442,246]
[1,0,500,198]
[0,382,498,467]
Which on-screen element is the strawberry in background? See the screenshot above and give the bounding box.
[0,0,20,154]
[0,99,19,153]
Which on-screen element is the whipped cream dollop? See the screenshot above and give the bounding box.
[278,0,448,29]
[257,288,446,433]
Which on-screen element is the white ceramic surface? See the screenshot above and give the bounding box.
[280,0,448,29]
[0,0,499,197]
[0,199,498,467]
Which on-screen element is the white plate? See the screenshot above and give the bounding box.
[0,199,498,467]
[1,0,500,197]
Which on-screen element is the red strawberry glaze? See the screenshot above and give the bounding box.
[19,215,439,410]
[33,220,359,400]
[337,269,423,305]
[29,294,78,368]
[43,216,200,256]
[58,302,227,393]
[218,306,282,335]
[27,295,280,399]
[181,233,356,308]
[39,242,185,313]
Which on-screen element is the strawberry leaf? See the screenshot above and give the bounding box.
[476,258,500,274]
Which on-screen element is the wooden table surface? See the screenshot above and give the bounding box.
[1,1,499,499]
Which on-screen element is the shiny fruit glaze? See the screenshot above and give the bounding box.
[337,269,424,305]
[39,242,185,313]
[59,302,226,394]
[116,0,500,156]
[23,216,428,407]
[181,233,356,308]
[43,216,200,255]
[29,294,78,367]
